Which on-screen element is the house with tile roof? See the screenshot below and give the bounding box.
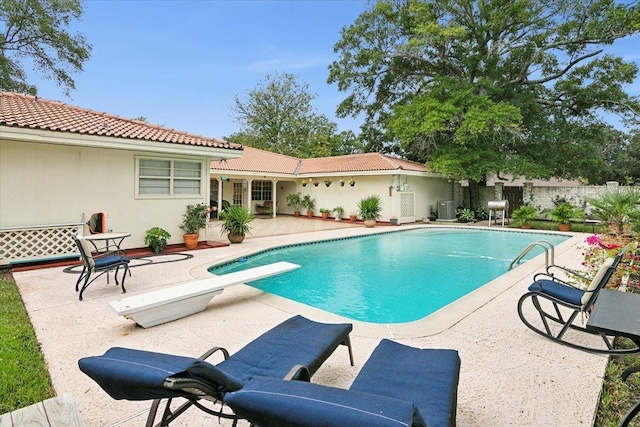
[0,92,242,264]
[210,147,458,224]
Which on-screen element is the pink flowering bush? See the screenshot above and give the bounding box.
[581,234,640,289]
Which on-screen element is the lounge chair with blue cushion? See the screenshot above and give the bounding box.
[78,315,353,426]
[224,339,461,427]
[517,248,633,354]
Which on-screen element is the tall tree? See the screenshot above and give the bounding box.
[329,0,640,208]
[229,72,363,158]
[0,0,91,95]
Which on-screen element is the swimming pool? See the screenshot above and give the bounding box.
[209,228,568,323]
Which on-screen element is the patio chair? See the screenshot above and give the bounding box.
[517,248,627,353]
[78,315,354,426]
[223,339,461,427]
[72,234,130,301]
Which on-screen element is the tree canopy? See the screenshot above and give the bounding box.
[228,72,363,158]
[0,0,91,95]
[328,0,640,206]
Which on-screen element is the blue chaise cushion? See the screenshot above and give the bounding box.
[224,376,426,427]
[528,279,584,306]
[217,315,352,382]
[78,347,242,400]
[350,339,460,427]
[95,255,129,268]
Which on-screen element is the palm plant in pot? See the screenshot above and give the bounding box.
[179,203,209,250]
[302,194,316,218]
[357,195,382,227]
[511,205,539,229]
[286,192,303,217]
[219,205,254,243]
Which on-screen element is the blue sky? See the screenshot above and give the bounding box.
[28,0,639,140]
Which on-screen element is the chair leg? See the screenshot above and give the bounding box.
[75,265,87,291]
[620,399,640,427]
[343,335,354,366]
[78,272,92,301]
[120,265,129,293]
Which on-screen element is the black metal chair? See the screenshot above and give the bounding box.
[517,248,630,353]
[72,235,130,301]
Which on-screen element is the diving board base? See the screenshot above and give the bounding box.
[109,261,300,328]
[120,290,224,328]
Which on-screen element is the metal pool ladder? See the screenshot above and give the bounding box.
[510,240,555,270]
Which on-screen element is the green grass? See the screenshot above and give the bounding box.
[595,338,640,427]
[0,274,54,413]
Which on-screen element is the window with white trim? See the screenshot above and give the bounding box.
[137,158,203,197]
[251,181,273,201]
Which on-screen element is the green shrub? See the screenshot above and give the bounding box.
[144,227,171,253]
[456,208,475,223]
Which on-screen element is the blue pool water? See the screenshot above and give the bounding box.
[209,228,568,323]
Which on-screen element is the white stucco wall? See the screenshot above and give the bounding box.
[242,174,455,222]
[0,139,211,249]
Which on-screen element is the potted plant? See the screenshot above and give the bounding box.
[548,202,582,231]
[286,192,303,217]
[333,206,345,221]
[301,179,308,187]
[349,212,358,222]
[320,208,331,220]
[144,227,171,253]
[324,179,332,187]
[339,179,345,187]
[390,217,398,225]
[357,195,382,227]
[313,180,319,187]
[179,203,209,250]
[349,179,356,187]
[302,195,316,218]
[512,205,539,229]
[219,205,254,244]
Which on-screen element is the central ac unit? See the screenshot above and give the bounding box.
[437,200,457,221]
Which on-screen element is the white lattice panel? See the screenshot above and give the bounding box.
[395,192,416,224]
[0,223,84,265]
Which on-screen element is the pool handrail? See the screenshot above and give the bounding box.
[510,240,555,270]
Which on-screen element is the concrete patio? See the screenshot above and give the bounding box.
[13,218,610,426]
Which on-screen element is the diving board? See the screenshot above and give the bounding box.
[108,261,300,328]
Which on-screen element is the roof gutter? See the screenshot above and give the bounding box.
[0,126,243,159]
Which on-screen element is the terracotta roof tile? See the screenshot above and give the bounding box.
[211,146,301,174]
[299,152,429,174]
[0,92,241,150]
[210,148,430,176]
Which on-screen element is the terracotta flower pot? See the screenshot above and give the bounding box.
[307,211,313,218]
[183,233,199,250]
[558,223,571,232]
[294,211,300,217]
[349,215,357,222]
[321,212,329,220]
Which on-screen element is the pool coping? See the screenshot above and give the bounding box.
[190,224,584,338]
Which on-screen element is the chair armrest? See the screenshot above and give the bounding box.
[546,265,591,282]
[199,346,230,361]
[284,364,311,381]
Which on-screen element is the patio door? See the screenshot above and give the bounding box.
[233,182,243,206]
